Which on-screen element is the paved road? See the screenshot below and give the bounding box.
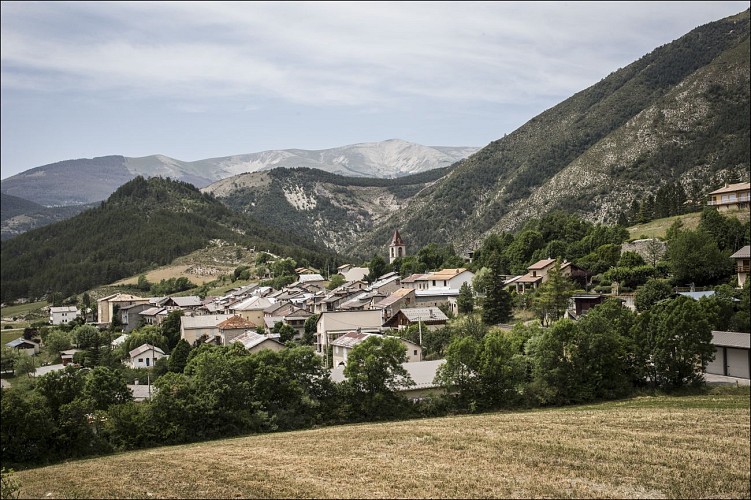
[704,373,750,386]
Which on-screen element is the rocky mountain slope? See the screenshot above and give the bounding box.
[0,140,477,208]
[208,9,750,261]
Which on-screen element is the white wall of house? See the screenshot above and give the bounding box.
[128,348,166,369]
[316,310,383,353]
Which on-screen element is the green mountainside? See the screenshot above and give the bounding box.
[0,193,94,241]
[206,9,749,261]
[0,177,333,302]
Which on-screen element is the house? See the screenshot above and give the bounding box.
[507,259,587,294]
[230,296,275,326]
[128,383,156,402]
[297,273,326,288]
[315,309,384,355]
[368,272,401,296]
[730,246,750,289]
[705,331,750,379]
[423,268,474,290]
[127,343,167,369]
[329,331,422,367]
[215,315,258,345]
[5,337,39,356]
[139,306,169,326]
[401,273,430,291]
[156,296,203,311]
[111,334,129,348]
[568,294,607,317]
[60,349,83,366]
[49,306,79,325]
[231,331,286,354]
[180,314,234,345]
[337,264,369,283]
[118,303,152,332]
[706,182,750,211]
[97,293,150,325]
[383,307,449,331]
[373,288,417,323]
[330,359,447,400]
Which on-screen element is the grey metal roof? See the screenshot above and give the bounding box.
[730,245,750,259]
[398,307,448,323]
[330,359,446,389]
[128,343,165,358]
[712,331,750,349]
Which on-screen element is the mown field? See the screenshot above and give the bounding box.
[10,388,750,499]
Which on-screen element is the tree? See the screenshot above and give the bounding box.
[14,355,36,378]
[635,278,674,312]
[643,238,666,267]
[343,336,413,419]
[366,255,388,283]
[44,329,73,359]
[481,253,513,325]
[436,335,480,409]
[326,274,345,290]
[82,366,132,410]
[457,282,474,314]
[0,346,19,374]
[160,310,184,350]
[632,296,714,388]
[168,339,192,373]
[667,229,732,286]
[531,260,576,326]
[618,251,646,268]
[302,314,319,345]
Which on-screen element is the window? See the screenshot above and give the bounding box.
[138,358,143,363]
[413,350,418,356]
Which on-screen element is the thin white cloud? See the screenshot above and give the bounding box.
[3,1,746,107]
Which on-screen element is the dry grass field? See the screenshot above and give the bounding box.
[627,208,749,241]
[10,389,750,499]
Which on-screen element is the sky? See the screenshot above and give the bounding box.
[1,1,748,180]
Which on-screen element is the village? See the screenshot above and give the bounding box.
[4,183,750,401]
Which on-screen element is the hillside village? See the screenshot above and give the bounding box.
[1,179,749,470]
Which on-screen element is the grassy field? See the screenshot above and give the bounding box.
[627,208,749,240]
[0,300,48,331]
[10,388,750,499]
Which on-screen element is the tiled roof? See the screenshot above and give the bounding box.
[232,331,283,350]
[427,268,467,280]
[708,182,751,195]
[217,315,257,330]
[528,258,556,270]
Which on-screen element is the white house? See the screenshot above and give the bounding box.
[330,331,422,367]
[127,343,167,369]
[315,309,383,355]
[49,306,80,325]
[706,331,750,380]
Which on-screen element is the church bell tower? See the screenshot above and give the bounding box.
[389,229,406,264]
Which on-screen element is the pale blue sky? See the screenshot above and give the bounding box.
[1,1,748,180]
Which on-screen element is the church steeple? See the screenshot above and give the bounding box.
[389,230,406,263]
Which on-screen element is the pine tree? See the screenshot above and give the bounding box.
[457,282,474,314]
[481,252,512,325]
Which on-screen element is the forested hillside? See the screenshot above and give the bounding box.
[0,193,94,240]
[0,177,334,302]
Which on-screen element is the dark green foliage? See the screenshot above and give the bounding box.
[342,336,413,420]
[168,339,192,373]
[631,296,715,388]
[635,279,674,312]
[0,176,335,303]
[161,310,184,351]
[667,229,733,286]
[457,282,474,314]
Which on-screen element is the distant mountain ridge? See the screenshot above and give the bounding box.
[0,139,478,207]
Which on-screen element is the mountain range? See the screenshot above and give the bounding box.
[1,8,749,301]
[0,140,478,207]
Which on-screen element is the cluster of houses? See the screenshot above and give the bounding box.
[5,222,751,395]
